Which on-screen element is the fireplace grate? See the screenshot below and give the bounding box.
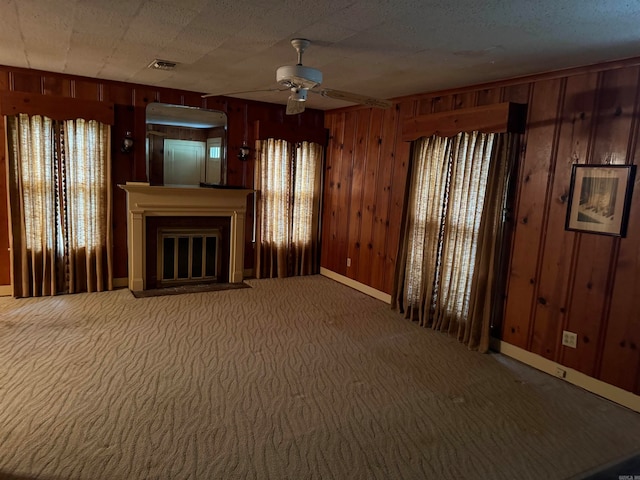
[159,229,221,285]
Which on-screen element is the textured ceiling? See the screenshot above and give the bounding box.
[1,0,640,110]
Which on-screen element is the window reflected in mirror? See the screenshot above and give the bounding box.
[145,103,227,186]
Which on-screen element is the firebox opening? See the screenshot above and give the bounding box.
[159,229,222,286]
[145,216,231,290]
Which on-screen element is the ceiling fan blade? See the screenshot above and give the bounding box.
[315,88,392,109]
[286,96,306,115]
[201,88,287,99]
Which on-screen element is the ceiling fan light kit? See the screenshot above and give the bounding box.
[289,88,308,102]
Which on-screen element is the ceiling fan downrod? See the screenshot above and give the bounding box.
[291,38,311,65]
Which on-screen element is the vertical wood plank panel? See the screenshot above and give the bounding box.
[452,91,477,110]
[0,70,8,90]
[133,86,158,107]
[530,73,599,360]
[10,71,42,93]
[104,84,134,106]
[600,171,640,391]
[321,112,341,273]
[476,87,502,106]
[42,75,71,97]
[72,79,101,101]
[502,78,564,348]
[335,111,357,276]
[111,103,135,279]
[0,71,9,281]
[357,109,384,286]
[0,113,8,284]
[562,235,616,374]
[562,67,640,376]
[590,67,640,165]
[598,69,640,391]
[369,105,399,291]
[243,102,256,266]
[321,111,353,276]
[417,97,433,115]
[228,101,246,186]
[501,83,532,104]
[226,102,244,186]
[382,100,414,294]
[157,89,184,106]
[183,91,204,107]
[345,109,371,280]
[240,105,256,189]
[131,87,157,181]
[431,95,454,113]
[0,69,8,282]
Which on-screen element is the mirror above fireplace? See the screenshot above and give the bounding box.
[145,103,228,186]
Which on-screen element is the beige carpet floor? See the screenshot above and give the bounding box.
[0,275,638,480]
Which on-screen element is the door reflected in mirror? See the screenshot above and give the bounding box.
[146,103,227,186]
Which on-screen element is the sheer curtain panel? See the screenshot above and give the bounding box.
[394,132,516,351]
[7,115,58,296]
[255,138,322,278]
[62,119,112,293]
[7,114,113,297]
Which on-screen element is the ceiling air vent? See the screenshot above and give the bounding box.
[148,59,178,71]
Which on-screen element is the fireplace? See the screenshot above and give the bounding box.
[119,184,252,291]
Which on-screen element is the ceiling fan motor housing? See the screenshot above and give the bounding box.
[276,65,322,90]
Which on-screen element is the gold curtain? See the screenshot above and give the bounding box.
[62,119,113,293]
[291,141,323,275]
[255,138,322,278]
[7,115,58,296]
[466,134,517,350]
[7,114,113,297]
[394,132,516,352]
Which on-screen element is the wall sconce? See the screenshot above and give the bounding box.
[121,131,134,153]
[238,145,250,161]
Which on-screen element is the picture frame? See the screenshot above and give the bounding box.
[565,164,636,237]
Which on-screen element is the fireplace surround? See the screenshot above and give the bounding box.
[119,184,252,291]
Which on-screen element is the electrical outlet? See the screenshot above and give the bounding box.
[555,367,567,379]
[562,330,578,349]
[346,257,351,267]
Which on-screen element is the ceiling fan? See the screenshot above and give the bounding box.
[203,38,392,115]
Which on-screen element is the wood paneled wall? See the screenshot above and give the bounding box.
[0,66,324,285]
[321,59,640,394]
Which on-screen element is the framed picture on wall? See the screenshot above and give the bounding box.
[565,164,636,237]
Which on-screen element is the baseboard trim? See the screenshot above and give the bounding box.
[492,339,640,413]
[0,285,11,296]
[113,277,128,288]
[320,268,392,304]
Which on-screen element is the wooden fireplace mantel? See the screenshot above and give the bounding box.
[118,183,253,291]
